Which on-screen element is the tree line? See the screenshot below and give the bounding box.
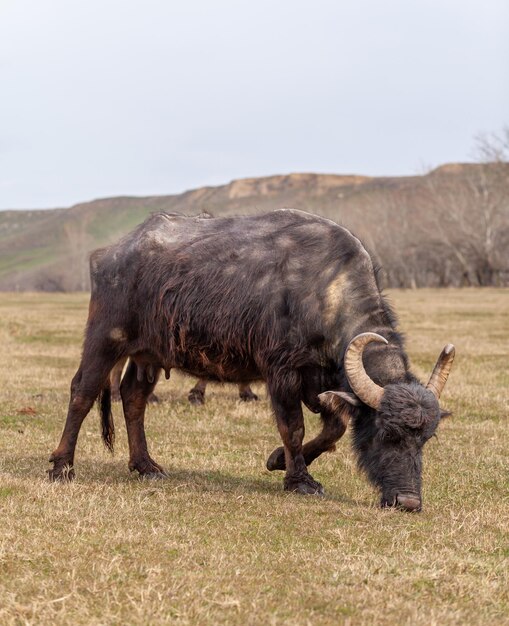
[363,130,509,288]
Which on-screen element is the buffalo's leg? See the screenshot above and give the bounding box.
[110,356,128,401]
[238,383,258,402]
[269,383,323,495]
[49,351,117,481]
[188,378,207,405]
[147,390,160,404]
[266,401,351,472]
[120,360,165,478]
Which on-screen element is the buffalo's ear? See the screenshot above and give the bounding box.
[440,409,452,420]
[318,390,361,409]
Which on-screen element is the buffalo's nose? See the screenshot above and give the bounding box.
[396,494,422,512]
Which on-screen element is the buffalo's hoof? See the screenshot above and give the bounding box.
[284,474,324,496]
[130,457,167,479]
[48,464,75,482]
[188,390,205,406]
[139,470,168,481]
[147,393,160,404]
[266,446,285,471]
[381,494,422,512]
[239,391,259,402]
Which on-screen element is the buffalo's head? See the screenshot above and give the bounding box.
[320,333,455,512]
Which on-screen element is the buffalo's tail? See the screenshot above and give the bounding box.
[98,383,115,452]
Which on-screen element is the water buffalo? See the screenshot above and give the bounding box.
[109,357,258,405]
[49,209,454,510]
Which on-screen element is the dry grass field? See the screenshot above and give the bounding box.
[0,289,507,625]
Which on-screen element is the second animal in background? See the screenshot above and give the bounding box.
[109,357,259,405]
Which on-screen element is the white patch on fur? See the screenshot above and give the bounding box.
[145,229,178,246]
[324,272,348,324]
[109,327,127,342]
[278,235,295,249]
[223,265,236,276]
[256,274,271,289]
[286,256,306,274]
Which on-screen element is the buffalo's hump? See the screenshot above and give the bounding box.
[89,209,380,381]
[92,208,369,294]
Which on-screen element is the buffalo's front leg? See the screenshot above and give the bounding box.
[269,384,323,495]
[267,401,351,472]
[120,361,166,478]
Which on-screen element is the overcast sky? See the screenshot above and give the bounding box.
[0,0,508,209]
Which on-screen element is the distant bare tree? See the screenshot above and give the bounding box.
[474,127,509,162]
[359,188,419,288]
[418,129,509,286]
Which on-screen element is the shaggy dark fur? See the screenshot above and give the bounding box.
[49,209,449,509]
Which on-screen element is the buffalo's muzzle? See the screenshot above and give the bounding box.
[381,494,422,512]
[396,494,422,512]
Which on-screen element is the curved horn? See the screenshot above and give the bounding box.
[426,344,455,399]
[344,332,388,410]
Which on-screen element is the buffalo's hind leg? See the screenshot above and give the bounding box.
[49,351,117,481]
[266,401,351,472]
[120,360,166,479]
[188,378,207,405]
[268,379,323,495]
[238,383,258,402]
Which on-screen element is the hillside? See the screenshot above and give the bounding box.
[1,163,508,290]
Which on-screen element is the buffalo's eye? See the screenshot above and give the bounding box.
[376,416,405,442]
